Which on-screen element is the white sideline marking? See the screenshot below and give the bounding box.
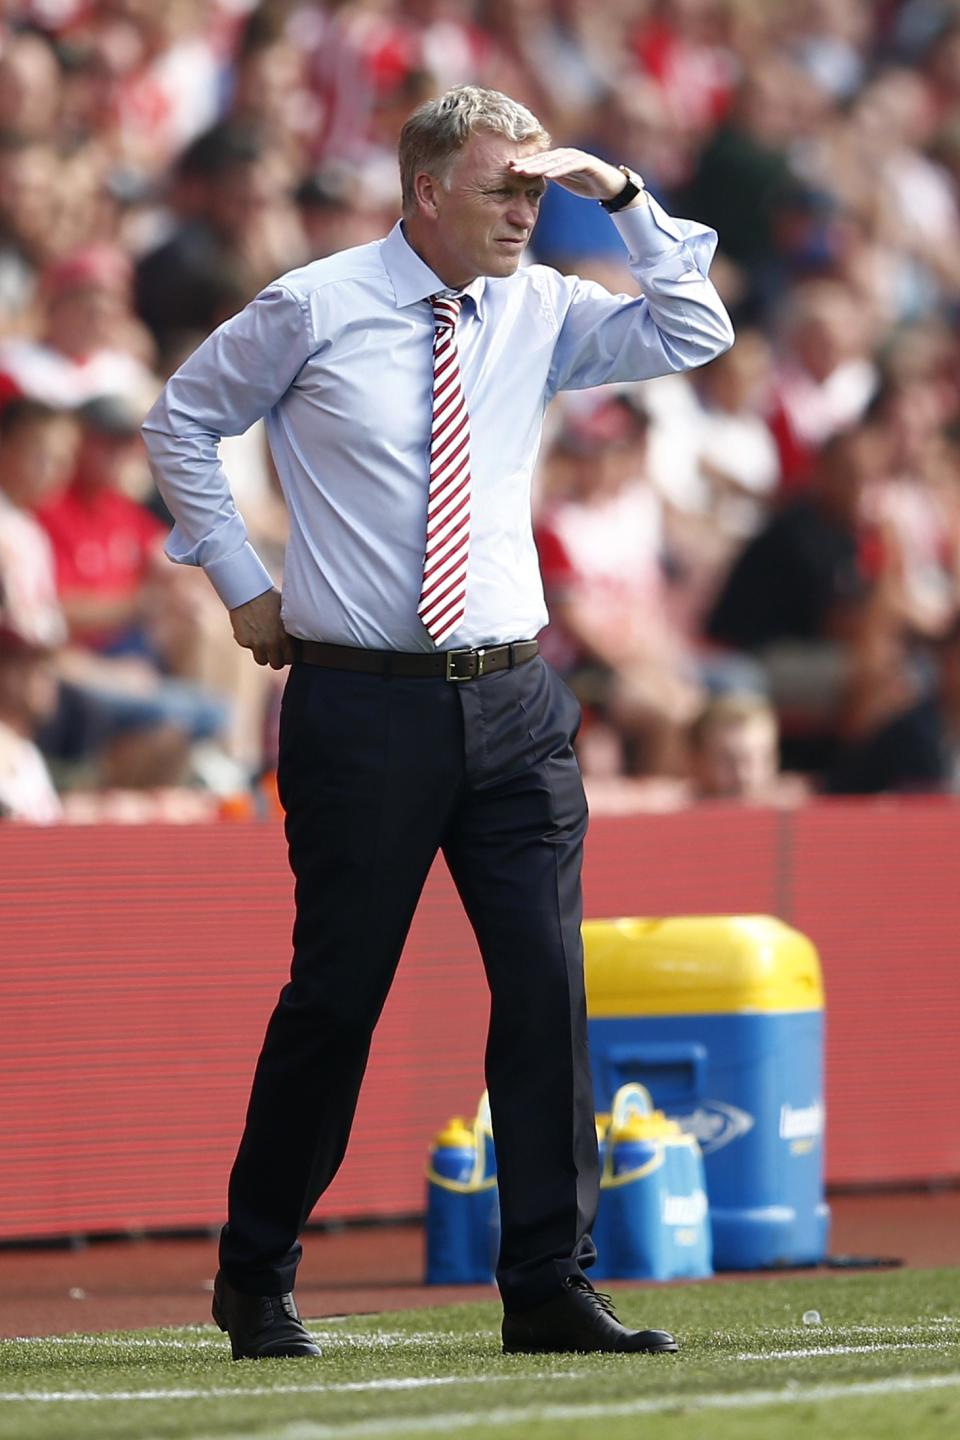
[0,1371,585,1403]
[8,1337,223,1350]
[8,1318,957,1346]
[2,1369,960,1419]
[6,1320,957,1356]
[719,1321,960,1341]
[737,1343,948,1361]
[754,1321,960,1335]
[154,1374,960,1439]
[6,1331,486,1351]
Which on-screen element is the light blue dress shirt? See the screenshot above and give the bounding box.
[142,195,733,652]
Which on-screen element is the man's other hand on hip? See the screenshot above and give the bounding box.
[230,588,295,669]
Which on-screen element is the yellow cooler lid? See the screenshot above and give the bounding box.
[583,915,823,1016]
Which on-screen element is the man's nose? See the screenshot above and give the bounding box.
[506,195,538,228]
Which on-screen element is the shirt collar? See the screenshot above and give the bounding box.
[381,221,486,319]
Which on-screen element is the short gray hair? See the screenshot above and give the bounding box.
[398,85,550,210]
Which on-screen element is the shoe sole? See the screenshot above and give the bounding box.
[503,1340,679,1355]
[229,1343,322,1360]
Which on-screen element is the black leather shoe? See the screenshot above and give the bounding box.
[212,1271,321,1360]
[502,1276,679,1354]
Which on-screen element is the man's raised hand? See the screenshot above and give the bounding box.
[508,149,639,203]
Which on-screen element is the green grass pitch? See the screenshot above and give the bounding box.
[1,1268,958,1440]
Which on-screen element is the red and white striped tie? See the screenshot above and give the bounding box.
[418,293,470,646]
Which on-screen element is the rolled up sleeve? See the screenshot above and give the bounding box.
[546,195,735,396]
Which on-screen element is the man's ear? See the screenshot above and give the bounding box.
[413,170,441,218]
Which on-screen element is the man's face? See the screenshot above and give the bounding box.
[425,131,547,285]
[48,285,124,357]
[697,716,779,801]
[211,160,279,240]
[76,427,144,493]
[3,416,77,506]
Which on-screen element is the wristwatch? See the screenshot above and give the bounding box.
[600,166,646,213]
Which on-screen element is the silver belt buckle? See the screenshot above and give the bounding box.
[446,647,485,681]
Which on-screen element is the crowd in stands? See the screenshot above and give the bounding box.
[3,0,960,822]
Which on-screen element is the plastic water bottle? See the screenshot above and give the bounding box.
[429,1119,477,1185]
[425,1117,497,1285]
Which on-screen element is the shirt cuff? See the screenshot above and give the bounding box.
[613,194,720,283]
[203,542,275,610]
[611,194,685,260]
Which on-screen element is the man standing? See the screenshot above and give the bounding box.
[143,85,733,1361]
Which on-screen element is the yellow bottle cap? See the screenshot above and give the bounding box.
[433,1118,476,1151]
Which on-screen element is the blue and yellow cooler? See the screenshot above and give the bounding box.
[584,916,829,1270]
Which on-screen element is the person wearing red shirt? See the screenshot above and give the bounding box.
[36,395,166,657]
[34,395,229,776]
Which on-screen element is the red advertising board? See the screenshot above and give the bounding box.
[0,803,957,1241]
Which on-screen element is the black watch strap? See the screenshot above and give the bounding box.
[600,166,643,213]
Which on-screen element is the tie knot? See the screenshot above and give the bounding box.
[431,293,462,330]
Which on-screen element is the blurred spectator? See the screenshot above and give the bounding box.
[477,0,619,135]
[295,164,385,260]
[0,27,61,143]
[35,393,173,658]
[0,624,63,824]
[707,424,879,664]
[0,395,229,791]
[43,390,283,783]
[32,394,234,765]
[134,121,304,362]
[226,4,318,176]
[0,397,75,654]
[679,54,818,318]
[862,373,960,640]
[629,0,740,140]
[765,279,878,490]
[291,0,398,169]
[920,10,960,121]
[706,424,919,772]
[0,136,55,330]
[687,692,809,805]
[0,242,157,406]
[835,68,960,313]
[783,0,873,103]
[690,330,781,543]
[820,610,960,796]
[50,0,226,180]
[581,689,809,815]
[641,331,782,625]
[536,392,703,776]
[0,398,222,822]
[0,397,70,820]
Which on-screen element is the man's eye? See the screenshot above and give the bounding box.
[528,190,543,202]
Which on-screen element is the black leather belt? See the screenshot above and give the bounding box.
[295,638,539,682]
